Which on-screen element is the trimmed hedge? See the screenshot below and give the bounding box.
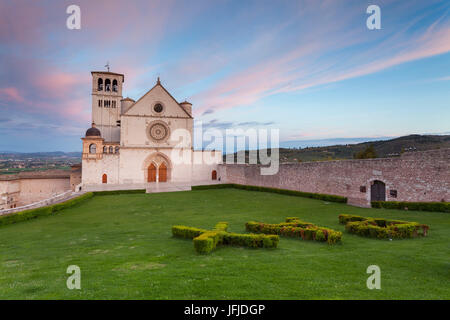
[0,192,94,227]
[192,184,347,203]
[338,214,429,239]
[246,217,342,245]
[371,201,450,213]
[172,222,279,254]
[92,189,146,196]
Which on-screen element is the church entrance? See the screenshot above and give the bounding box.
[159,163,167,182]
[148,164,157,182]
[371,180,386,202]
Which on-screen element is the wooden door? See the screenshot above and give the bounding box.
[102,174,107,184]
[159,163,167,182]
[148,164,156,182]
[212,170,217,180]
[371,180,386,201]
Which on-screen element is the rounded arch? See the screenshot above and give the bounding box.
[112,79,118,92]
[103,146,107,153]
[212,170,217,180]
[97,78,103,91]
[142,152,172,183]
[109,146,113,153]
[89,143,96,154]
[102,173,107,184]
[105,79,111,91]
[370,180,386,202]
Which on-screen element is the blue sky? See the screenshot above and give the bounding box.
[0,0,449,152]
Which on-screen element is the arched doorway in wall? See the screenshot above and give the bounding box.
[102,174,107,184]
[371,180,386,202]
[159,163,167,182]
[212,170,217,180]
[148,163,157,182]
[143,152,171,183]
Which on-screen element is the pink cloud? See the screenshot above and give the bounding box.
[0,87,25,103]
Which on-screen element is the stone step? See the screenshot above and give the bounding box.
[146,184,192,194]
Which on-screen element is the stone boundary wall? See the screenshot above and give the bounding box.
[217,149,450,207]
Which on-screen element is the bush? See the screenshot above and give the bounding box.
[171,225,207,239]
[213,222,228,232]
[192,184,347,203]
[172,221,279,254]
[92,189,146,196]
[0,192,94,227]
[193,231,221,254]
[222,232,278,248]
[245,217,342,245]
[371,201,449,213]
[341,214,429,239]
[338,214,366,225]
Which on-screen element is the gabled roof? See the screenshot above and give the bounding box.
[124,80,193,118]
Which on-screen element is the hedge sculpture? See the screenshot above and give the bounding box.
[172,222,279,254]
[245,217,342,245]
[338,214,429,239]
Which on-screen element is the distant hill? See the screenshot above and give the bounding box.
[0,152,81,160]
[225,134,450,163]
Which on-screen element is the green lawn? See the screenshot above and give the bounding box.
[0,188,448,299]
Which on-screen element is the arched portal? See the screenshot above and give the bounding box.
[102,174,107,184]
[142,152,171,183]
[148,163,157,182]
[159,163,167,182]
[212,170,217,180]
[371,180,386,202]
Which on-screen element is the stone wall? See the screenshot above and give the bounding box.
[0,170,71,209]
[218,149,450,207]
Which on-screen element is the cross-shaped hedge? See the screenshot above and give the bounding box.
[172,222,279,254]
[245,217,342,245]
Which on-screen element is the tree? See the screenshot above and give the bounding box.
[354,145,378,159]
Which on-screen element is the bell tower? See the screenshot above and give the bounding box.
[91,69,124,142]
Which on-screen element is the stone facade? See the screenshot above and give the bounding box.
[81,72,222,190]
[218,148,450,207]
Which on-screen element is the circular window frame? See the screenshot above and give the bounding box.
[152,102,165,115]
[147,120,170,143]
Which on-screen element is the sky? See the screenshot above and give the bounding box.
[0,0,449,152]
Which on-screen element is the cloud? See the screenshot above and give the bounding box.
[192,1,450,115]
[0,87,24,103]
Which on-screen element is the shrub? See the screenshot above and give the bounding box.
[171,225,207,239]
[193,231,221,254]
[371,201,449,213]
[213,222,228,232]
[246,217,342,245]
[92,189,146,196]
[338,214,366,225]
[192,184,347,203]
[172,221,279,254]
[340,214,429,239]
[0,192,94,227]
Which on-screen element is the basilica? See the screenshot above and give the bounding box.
[80,71,222,191]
